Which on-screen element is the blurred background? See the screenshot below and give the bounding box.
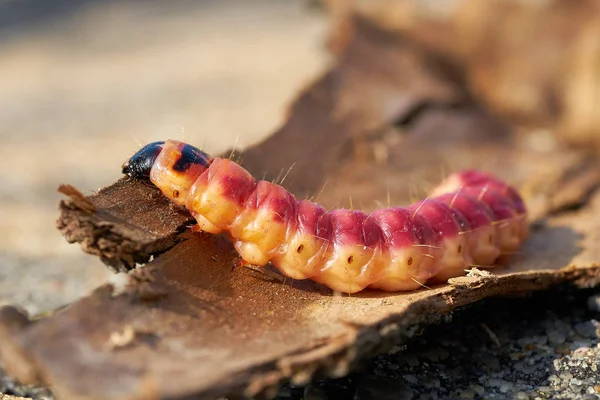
[0,0,328,315]
[2,2,600,399]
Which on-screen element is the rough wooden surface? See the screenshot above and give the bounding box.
[57,179,194,273]
[1,13,599,400]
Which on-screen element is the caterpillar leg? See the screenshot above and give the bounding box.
[429,235,471,283]
[190,212,223,234]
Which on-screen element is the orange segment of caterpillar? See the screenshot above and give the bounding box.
[122,139,529,294]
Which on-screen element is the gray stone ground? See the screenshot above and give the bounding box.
[279,288,600,400]
[0,1,598,399]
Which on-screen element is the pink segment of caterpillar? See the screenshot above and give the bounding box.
[122,139,529,294]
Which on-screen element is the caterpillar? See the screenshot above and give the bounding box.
[122,139,528,293]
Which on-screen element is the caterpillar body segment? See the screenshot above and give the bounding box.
[122,139,529,294]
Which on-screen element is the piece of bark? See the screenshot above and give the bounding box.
[2,186,600,400]
[57,178,195,272]
[2,16,600,400]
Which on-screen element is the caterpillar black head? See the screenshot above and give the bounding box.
[122,141,165,179]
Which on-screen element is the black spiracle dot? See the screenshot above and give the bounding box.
[457,245,462,254]
[297,244,304,253]
[347,255,354,264]
[407,257,413,266]
[173,190,180,198]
